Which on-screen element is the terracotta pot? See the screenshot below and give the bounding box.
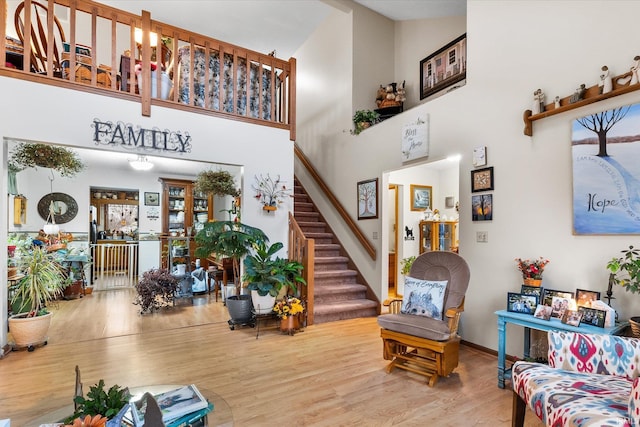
[280,315,299,335]
[63,280,84,300]
[8,312,52,348]
[523,278,542,287]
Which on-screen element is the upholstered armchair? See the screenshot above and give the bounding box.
[377,251,470,386]
[512,330,640,427]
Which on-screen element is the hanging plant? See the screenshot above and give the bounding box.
[194,169,239,197]
[10,143,84,177]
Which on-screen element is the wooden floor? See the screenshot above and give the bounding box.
[0,289,542,426]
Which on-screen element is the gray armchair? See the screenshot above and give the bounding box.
[377,251,470,386]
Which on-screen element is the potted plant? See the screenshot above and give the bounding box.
[243,241,306,314]
[351,109,380,135]
[194,169,239,197]
[133,268,180,313]
[273,297,305,335]
[515,257,550,287]
[607,245,640,336]
[9,246,68,350]
[10,142,84,177]
[194,221,268,326]
[65,379,131,423]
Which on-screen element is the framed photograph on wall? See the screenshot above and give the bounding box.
[420,33,467,100]
[357,178,378,220]
[144,192,160,206]
[471,194,492,221]
[471,167,494,192]
[410,184,432,211]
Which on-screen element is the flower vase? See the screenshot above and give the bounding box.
[523,278,542,287]
[280,315,299,335]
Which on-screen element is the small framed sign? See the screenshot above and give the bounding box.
[144,192,160,206]
[401,118,429,162]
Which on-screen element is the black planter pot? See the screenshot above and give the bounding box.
[226,295,253,329]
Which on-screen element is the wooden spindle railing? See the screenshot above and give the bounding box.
[0,0,296,139]
[288,212,315,325]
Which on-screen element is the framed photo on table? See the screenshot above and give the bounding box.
[410,184,432,211]
[471,167,494,192]
[578,306,607,327]
[575,289,601,307]
[357,178,378,220]
[507,292,538,315]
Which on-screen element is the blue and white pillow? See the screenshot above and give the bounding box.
[401,277,448,320]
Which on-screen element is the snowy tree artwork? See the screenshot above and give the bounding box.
[572,102,640,234]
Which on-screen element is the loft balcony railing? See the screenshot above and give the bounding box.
[0,0,296,140]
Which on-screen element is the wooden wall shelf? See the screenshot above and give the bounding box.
[523,71,640,136]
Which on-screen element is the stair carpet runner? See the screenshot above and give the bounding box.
[293,180,378,324]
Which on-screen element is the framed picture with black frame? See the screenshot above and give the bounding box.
[575,289,601,307]
[507,292,538,315]
[420,33,467,100]
[471,167,494,192]
[521,285,543,298]
[578,306,607,327]
[542,289,574,306]
[144,192,160,206]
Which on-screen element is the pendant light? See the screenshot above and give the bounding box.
[129,155,154,171]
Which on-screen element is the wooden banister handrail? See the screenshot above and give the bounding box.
[0,0,295,137]
[294,143,376,261]
[288,212,315,325]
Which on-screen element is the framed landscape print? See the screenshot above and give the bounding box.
[420,33,467,100]
[410,184,432,211]
[357,178,378,220]
[471,167,494,192]
[471,194,492,221]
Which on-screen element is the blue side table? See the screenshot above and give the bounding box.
[495,309,627,389]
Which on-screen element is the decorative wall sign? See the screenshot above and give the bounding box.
[420,33,467,100]
[401,117,429,162]
[92,118,192,153]
[357,178,378,220]
[572,102,640,234]
[37,192,78,224]
[473,146,487,167]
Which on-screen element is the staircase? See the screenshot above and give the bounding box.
[293,179,379,324]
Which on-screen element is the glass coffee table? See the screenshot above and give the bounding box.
[25,384,233,426]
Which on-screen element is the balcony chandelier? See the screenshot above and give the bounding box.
[129,155,154,171]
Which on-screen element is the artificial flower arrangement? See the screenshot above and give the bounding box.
[273,297,304,319]
[253,173,291,210]
[515,257,550,279]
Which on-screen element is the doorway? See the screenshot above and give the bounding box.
[388,184,398,298]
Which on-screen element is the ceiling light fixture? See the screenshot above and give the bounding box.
[129,155,154,171]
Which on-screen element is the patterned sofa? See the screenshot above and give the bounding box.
[512,330,640,427]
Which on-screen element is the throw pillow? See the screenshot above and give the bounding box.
[401,277,448,320]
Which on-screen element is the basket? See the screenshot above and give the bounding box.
[630,317,640,338]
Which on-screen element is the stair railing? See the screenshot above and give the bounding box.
[294,144,376,260]
[288,212,315,325]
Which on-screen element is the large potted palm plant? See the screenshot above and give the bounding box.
[194,221,267,327]
[9,246,67,350]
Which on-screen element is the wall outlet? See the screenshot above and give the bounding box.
[476,231,488,243]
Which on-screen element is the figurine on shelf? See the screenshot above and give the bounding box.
[569,84,586,103]
[631,55,640,85]
[532,89,542,114]
[554,96,561,109]
[599,65,613,94]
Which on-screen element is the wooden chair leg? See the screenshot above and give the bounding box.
[512,390,526,427]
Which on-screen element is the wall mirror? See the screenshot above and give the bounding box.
[37,192,79,224]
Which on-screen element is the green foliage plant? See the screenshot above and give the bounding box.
[194,169,239,197]
[607,245,640,294]
[134,268,179,312]
[244,241,306,297]
[11,246,67,316]
[194,221,268,291]
[400,256,416,276]
[10,143,84,177]
[68,379,131,421]
[352,109,380,135]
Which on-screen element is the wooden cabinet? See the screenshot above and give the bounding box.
[159,178,213,266]
[419,221,458,253]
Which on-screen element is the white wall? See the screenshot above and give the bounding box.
[296,0,640,358]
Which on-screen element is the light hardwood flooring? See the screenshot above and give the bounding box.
[1,289,542,426]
